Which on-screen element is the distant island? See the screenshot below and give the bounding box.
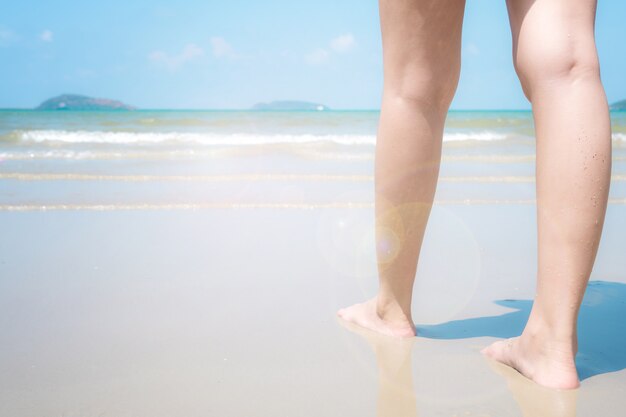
[611,99,626,111]
[251,100,329,111]
[36,94,136,111]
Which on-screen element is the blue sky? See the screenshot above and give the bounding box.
[1,0,625,110]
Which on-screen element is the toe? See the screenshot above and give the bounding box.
[482,340,506,361]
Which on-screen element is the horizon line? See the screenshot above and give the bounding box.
[2,107,625,112]
[0,107,539,112]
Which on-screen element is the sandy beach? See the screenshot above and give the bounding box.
[1,110,625,416]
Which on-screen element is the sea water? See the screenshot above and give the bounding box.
[1,109,625,157]
[0,110,624,209]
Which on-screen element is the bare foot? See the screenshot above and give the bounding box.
[337,297,416,338]
[481,335,580,390]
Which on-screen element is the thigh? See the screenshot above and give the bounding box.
[379,0,466,95]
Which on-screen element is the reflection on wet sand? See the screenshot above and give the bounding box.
[338,318,418,417]
[339,318,579,417]
[487,359,578,417]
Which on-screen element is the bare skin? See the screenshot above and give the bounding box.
[337,296,417,338]
[339,0,612,390]
[338,0,466,337]
[482,0,611,390]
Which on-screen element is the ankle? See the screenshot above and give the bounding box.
[375,296,413,325]
[521,319,578,359]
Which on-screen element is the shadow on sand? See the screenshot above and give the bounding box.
[416,280,626,380]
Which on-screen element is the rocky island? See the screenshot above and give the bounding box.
[610,99,626,111]
[251,100,329,111]
[36,94,136,111]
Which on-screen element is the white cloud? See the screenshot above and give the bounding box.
[305,33,356,65]
[148,43,204,70]
[180,44,204,59]
[305,48,330,65]
[330,33,355,53]
[210,36,234,59]
[40,30,53,42]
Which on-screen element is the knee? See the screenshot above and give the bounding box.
[384,64,461,115]
[514,39,601,101]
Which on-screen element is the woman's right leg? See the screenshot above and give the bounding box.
[338,0,466,337]
[483,0,612,389]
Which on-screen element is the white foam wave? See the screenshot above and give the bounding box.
[14,130,376,146]
[443,131,509,142]
[7,129,625,147]
[6,129,529,147]
[613,133,626,142]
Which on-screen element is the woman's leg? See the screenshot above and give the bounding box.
[483,0,612,389]
[338,0,466,337]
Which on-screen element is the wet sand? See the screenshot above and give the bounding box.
[0,196,625,416]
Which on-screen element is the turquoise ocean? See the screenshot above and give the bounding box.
[1,109,625,156]
[0,110,625,209]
